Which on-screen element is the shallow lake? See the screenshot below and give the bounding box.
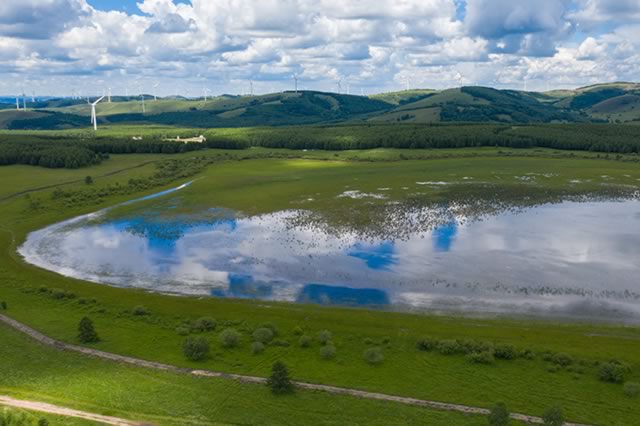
[20,183,640,322]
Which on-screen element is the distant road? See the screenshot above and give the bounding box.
[0,313,591,426]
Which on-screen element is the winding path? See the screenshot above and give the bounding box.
[0,313,590,426]
[0,395,147,426]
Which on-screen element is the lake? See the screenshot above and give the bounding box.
[19,183,640,322]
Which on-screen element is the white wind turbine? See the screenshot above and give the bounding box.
[107,88,112,103]
[153,82,159,101]
[203,87,209,101]
[140,89,146,113]
[90,95,105,131]
[336,79,342,94]
[16,96,20,111]
[293,74,299,93]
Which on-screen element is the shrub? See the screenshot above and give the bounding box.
[183,336,209,361]
[317,330,333,345]
[363,347,384,365]
[436,339,461,355]
[494,344,517,360]
[293,326,304,336]
[219,328,241,348]
[467,351,494,365]
[542,406,564,426]
[551,353,573,367]
[624,382,639,398]
[132,305,149,316]
[84,176,93,185]
[175,326,190,336]
[416,337,437,351]
[192,317,216,332]
[39,419,50,426]
[521,349,536,360]
[364,337,374,345]
[77,317,99,343]
[488,402,510,426]
[267,361,294,394]
[253,327,274,344]
[599,361,631,384]
[0,301,6,310]
[251,341,265,355]
[299,335,312,348]
[259,322,279,337]
[320,344,336,360]
[381,336,391,345]
[271,339,290,347]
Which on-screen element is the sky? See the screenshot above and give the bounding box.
[0,0,638,97]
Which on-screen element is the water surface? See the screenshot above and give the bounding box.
[20,187,640,322]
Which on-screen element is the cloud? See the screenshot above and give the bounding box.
[0,0,89,39]
[0,0,636,96]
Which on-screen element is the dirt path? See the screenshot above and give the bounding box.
[0,395,148,425]
[0,314,590,426]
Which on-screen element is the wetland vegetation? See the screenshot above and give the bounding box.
[1,136,639,424]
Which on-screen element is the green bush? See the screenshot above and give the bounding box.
[551,353,573,367]
[436,339,461,355]
[192,317,216,332]
[219,328,241,348]
[299,335,312,348]
[132,305,149,316]
[416,337,437,351]
[320,343,336,360]
[183,336,209,361]
[251,341,265,355]
[292,326,304,335]
[252,327,275,344]
[259,322,279,337]
[271,339,290,347]
[318,330,333,345]
[77,317,99,343]
[267,361,294,394]
[175,326,190,336]
[542,406,563,426]
[488,402,510,426]
[363,347,384,365]
[599,361,631,384]
[624,382,639,398]
[0,301,6,310]
[494,344,517,360]
[466,351,494,365]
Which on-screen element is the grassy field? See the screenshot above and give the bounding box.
[1,147,640,425]
[0,324,488,425]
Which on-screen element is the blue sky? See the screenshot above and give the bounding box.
[0,0,638,96]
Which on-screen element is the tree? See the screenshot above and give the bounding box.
[267,361,294,394]
[252,327,274,344]
[542,406,564,426]
[219,328,241,348]
[317,330,332,345]
[84,175,93,185]
[183,336,209,361]
[363,347,384,365]
[320,343,336,360]
[488,403,510,426]
[77,317,99,343]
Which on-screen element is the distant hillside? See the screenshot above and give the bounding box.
[371,87,580,124]
[2,82,639,130]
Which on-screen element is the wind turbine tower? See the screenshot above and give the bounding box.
[15,97,20,111]
[293,74,298,93]
[31,91,35,103]
[153,82,159,101]
[107,88,112,103]
[90,95,105,131]
[249,80,253,96]
[141,93,146,113]
[337,79,342,94]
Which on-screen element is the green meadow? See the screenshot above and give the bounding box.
[1,146,640,425]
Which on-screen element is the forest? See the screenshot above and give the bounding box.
[1,123,639,169]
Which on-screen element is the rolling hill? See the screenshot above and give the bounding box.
[1,82,639,130]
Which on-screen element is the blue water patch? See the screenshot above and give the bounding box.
[348,241,396,270]
[297,283,389,306]
[432,222,458,252]
[212,273,273,299]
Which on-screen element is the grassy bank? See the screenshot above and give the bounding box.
[1,147,639,425]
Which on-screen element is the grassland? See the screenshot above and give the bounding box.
[1,147,640,425]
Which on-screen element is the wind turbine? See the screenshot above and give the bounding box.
[107,88,112,103]
[31,91,35,103]
[15,96,20,111]
[249,80,253,96]
[337,79,342,94]
[203,87,209,101]
[293,74,298,93]
[22,89,26,110]
[90,96,105,131]
[153,82,159,101]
